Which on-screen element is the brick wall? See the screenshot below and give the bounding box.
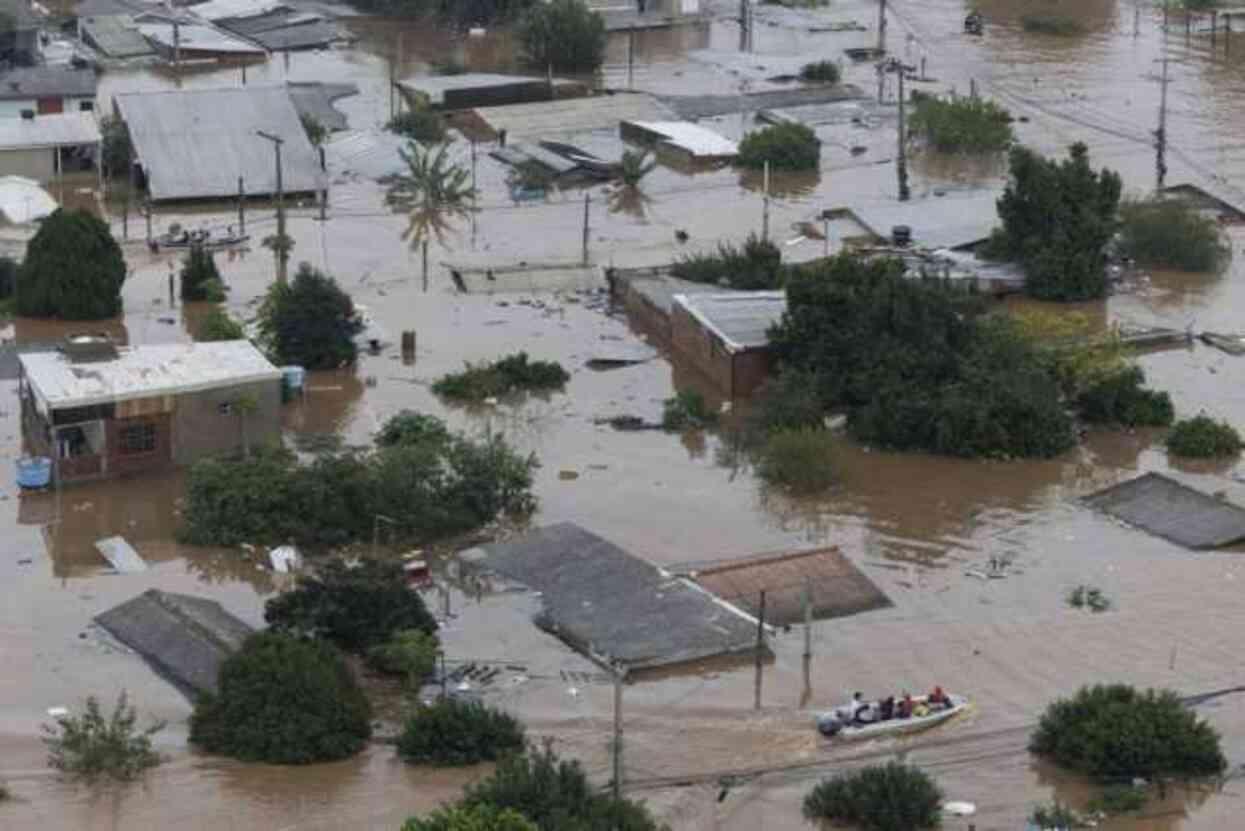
[171,379,281,465]
[670,302,735,394]
[106,412,173,478]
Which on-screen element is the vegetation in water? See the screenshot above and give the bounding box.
[196,307,246,342]
[619,150,657,188]
[799,60,840,84]
[1087,783,1148,815]
[909,94,1014,152]
[377,410,453,449]
[984,143,1122,301]
[0,255,16,303]
[18,209,126,320]
[179,414,536,550]
[1030,684,1227,781]
[42,692,164,782]
[180,245,225,302]
[190,632,372,764]
[256,262,362,369]
[1074,366,1174,427]
[748,369,827,435]
[300,112,328,146]
[266,558,438,653]
[402,804,539,831]
[669,233,784,290]
[662,389,718,431]
[397,699,526,766]
[1021,13,1087,35]
[387,109,448,144]
[518,0,606,72]
[1118,197,1231,272]
[737,122,821,171]
[802,762,943,831]
[1067,584,1111,612]
[367,628,440,687]
[1029,801,1086,830]
[100,115,132,179]
[756,429,837,494]
[433,352,570,401]
[1166,414,1244,458]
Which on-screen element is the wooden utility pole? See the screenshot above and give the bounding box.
[237,176,245,235]
[581,193,591,264]
[1156,53,1169,190]
[257,130,287,282]
[753,590,766,710]
[628,28,635,89]
[172,20,181,78]
[612,663,626,801]
[761,160,770,241]
[896,61,909,201]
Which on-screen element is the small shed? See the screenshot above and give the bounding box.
[137,23,267,61]
[397,74,568,110]
[95,589,254,698]
[620,120,739,162]
[670,291,787,397]
[846,193,1002,251]
[0,113,101,185]
[80,15,156,59]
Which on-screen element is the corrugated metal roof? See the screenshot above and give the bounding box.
[398,74,550,106]
[1083,472,1245,550]
[0,67,97,101]
[138,23,267,54]
[848,193,1002,251]
[0,113,101,151]
[240,20,343,50]
[116,86,324,200]
[77,0,154,18]
[673,291,786,352]
[287,81,355,131]
[624,120,738,158]
[188,0,283,21]
[323,127,407,179]
[474,93,675,139]
[19,340,281,410]
[81,14,156,58]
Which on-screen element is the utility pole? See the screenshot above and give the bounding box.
[628,27,635,90]
[581,193,590,264]
[753,590,766,710]
[801,578,813,707]
[877,0,887,53]
[739,0,748,51]
[1156,53,1169,190]
[761,160,770,241]
[172,20,181,79]
[612,663,626,802]
[896,60,909,201]
[256,130,288,283]
[237,176,245,235]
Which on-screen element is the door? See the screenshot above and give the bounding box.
[36,97,62,114]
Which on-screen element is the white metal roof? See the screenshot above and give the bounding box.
[627,121,738,157]
[397,73,549,106]
[189,0,284,20]
[0,176,57,223]
[19,340,282,410]
[138,23,267,53]
[474,93,675,139]
[673,291,787,353]
[0,113,101,151]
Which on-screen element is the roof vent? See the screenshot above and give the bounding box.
[61,333,118,362]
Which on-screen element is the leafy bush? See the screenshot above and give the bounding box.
[1088,783,1147,815]
[388,109,448,144]
[1030,802,1083,830]
[749,369,826,435]
[180,245,224,301]
[662,389,717,431]
[42,692,163,782]
[670,233,784,290]
[737,122,820,171]
[518,0,606,72]
[1167,414,1244,458]
[377,410,452,449]
[1030,684,1227,780]
[433,352,570,401]
[0,255,16,299]
[1067,584,1110,612]
[17,209,126,319]
[1011,309,1128,397]
[1075,366,1174,427]
[985,143,1121,301]
[619,150,657,187]
[100,115,132,179]
[1119,197,1230,272]
[257,262,362,369]
[190,632,371,764]
[757,429,836,493]
[266,559,438,653]
[397,699,526,766]
[301,112,328,146]
[196,306,245,342]
[799,60,840,83]
[1021,14,1087,35]
[802,762,943,831]
[403,804,538,831]
[909,94,1014,152]
[368,628,440,684]
[461,745,667,831]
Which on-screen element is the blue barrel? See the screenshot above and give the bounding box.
[16,456,52,489]
[281,366,305,391]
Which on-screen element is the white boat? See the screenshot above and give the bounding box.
[816,693,968,740]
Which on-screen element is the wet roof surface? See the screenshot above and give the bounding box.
[0,67,97,101]
[673,291,787,352]
[0,113,101,151]
[473,93,676,139]
[847,193,1003,250]
[1083,472,1245,549]
[463,522,759,671]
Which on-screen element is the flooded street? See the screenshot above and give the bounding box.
[7,0,1245,828]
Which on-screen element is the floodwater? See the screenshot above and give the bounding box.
[7,0,1245,827]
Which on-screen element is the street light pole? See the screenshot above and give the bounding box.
[256,130,287,283]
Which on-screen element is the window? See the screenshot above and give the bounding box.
[79,100,94,112]
[118,423,156,454]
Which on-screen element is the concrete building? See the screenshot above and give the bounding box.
[18,337,282,484]
[0,67,98,117]
[670,291,786,398]
[0,112,101,184]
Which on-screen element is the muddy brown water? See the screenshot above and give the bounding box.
[7,0,1245,827]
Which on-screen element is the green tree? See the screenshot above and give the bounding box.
[300,112,328,146]
[802,763,943,831]
[42,691,163,782]
[402,804,538,831]
[377,410,452,449]
[432,352,570,401]
[180,244,224,301]
[518,0,606,72]
[799,60,840,83]
[1075,366,1174,427]
[387,141,477,289]
[670,233,784,290]
[100,116,132,180]
[387,109,448,144]
[397,699,526,766]
[368,628,440,686]
[257,262,362,369]
[909,93,1014,152]
[190,632,371,764]
[737,122,820,171]
[618,150,657,188]
[1030,684,1226,781]
[17,209,126,319]
[265,558,438,653]
[1119,197,1230,272]
[196,306,246,342]
[1167,414,1244,458]
[461,745,667,831]
[986,142,1122,301]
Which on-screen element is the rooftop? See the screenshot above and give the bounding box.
[115,86,324,200]
[0,113,101,151]
[621,120,739,158]
[19,340,281,411]
[138,22,267,54]
[0,67,97,101]
[1083,472,1245,549]
[474,93,675,140]
[80,14,156,58]
[398,73,556,106]
[673,290,787,352]
[847,192,1002,251]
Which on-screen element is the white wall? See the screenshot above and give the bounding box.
[0,96,97,118]
[0,147,55,181]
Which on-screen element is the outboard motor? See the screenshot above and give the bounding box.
[816,713,844,737]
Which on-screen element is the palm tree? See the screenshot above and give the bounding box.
[386,141,477,290]
[609,150,658,219]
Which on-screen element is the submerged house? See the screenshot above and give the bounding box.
[18,337,282,484]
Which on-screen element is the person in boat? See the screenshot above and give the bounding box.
[896,692,913,719]
[929,686,949,710]
[855,702,877,725]
[847,691,865,722]
[879,695,895,721]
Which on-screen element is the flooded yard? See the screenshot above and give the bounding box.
[6,0,1245,828]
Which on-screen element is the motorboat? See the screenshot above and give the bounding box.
[816,693,968,740]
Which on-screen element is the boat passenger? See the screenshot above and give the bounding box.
[847,691,865,722]
[929,686,948,709]
[896,692,913,718]
[855,703,876,725]
[879,696,895,721]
